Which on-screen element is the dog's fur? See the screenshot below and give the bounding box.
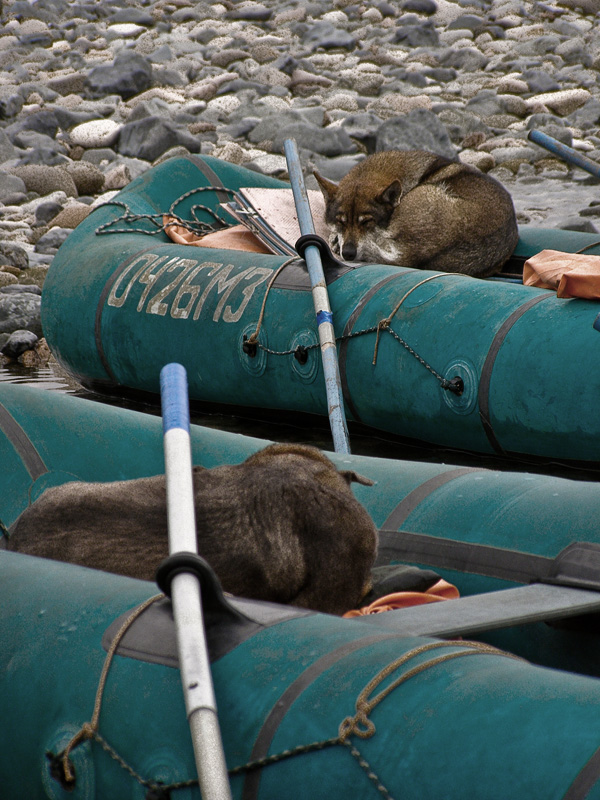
[314,149,519,277]
[8,444,378,615]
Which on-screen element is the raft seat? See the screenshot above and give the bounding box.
[366,540,600,638]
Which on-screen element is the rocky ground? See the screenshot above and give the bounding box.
[2,0,600,363]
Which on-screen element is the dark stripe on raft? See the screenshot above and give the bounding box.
[562,745,600,800]
[241,632,401,800]
[478,293,552,454]
[377,529,553,583]
[185,154,232,204]
[0,402,47,481]
[338,272,414,423]
[94,246,158,383]
[380,467,483,534]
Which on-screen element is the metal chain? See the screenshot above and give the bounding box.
[251,323,461,393]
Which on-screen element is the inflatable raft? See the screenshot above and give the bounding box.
[41,154,600,466]
[4,388,600,797]
[3,382,600,679]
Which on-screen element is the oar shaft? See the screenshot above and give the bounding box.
[160,363,232,800]
[528,129,600,179]
[283,138,351,454]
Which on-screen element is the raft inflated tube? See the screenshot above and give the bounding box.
[5,382,600,675]
[4,551,600,799]
[41,154,600,464]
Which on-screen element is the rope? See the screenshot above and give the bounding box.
[95,186,236,238]
[57,593,164,786]
[50,628,522,799]
[372,273,461,366]
[244,256,299,346]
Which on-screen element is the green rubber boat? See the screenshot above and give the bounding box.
[40,154,600,466]
[3,384,600,798]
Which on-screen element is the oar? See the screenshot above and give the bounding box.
[159,362,232,800]
[528,129,600,179]
[283,137,351,454]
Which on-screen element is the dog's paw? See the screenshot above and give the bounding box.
[329,233,341,255]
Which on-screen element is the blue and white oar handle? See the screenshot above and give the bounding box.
[284,138,351,454]
[160,363,232,800]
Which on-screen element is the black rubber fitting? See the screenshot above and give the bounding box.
[295,234,347,270]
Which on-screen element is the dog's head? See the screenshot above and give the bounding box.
[314,169,403,263]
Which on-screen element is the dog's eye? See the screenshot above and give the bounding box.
[358,215,374,227]
[336,214,347,226]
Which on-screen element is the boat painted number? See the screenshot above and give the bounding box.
[107,254,273,323]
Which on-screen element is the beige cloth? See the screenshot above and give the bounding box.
[523,249,600,299]
[163,217,272,253]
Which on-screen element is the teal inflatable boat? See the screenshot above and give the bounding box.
[5,385,600,798]
[41,155,600,466]
[4,381,600,680]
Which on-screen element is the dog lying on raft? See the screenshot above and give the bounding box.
[8,444,378,615]
[314,149,518,277]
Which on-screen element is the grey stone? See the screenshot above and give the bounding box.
[393,19,439,47]
[340,113,384,154]
[34,227,71,255]
[302,21,356,51]
[0,172,27,204]
[0,293,42,337]
[0,87,24,120]
[35,200,64,226]
[109,8,154,25]
[440,47,489,71]
[376,109,457,159]
[401,0,437,13]
[0,130,16,165]
[225,3,272,20]
[558,216,599,233]
[448,13,487,31]
[522,69,561,94]
[0,285,42,295]
[272,121,357,158]
[116,116,201,162]
[85,51,153,101]
[0,243,29,270]
[0,329,39,359]
[311,153,366,181]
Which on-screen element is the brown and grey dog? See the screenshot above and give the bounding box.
[314,149,518,277]
[8,443,378,615]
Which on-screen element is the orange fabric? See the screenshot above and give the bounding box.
[523,249,600,299]
[343,579,459,617]
[163,216,272,253]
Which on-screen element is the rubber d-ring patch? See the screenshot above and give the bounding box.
[239,322,267,377]
[441,357,478,415]
[290,329,319,384]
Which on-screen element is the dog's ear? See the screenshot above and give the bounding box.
[339,470,375,487]
[314,171,338,203]
[378,179,402,207]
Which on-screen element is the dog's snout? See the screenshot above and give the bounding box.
[342,241,357,260]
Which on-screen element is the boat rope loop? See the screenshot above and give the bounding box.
[48,609,522,800]
[94,186,236,238]
[245,269,464,395]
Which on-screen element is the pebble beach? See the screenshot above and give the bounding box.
[1,0,600,362]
